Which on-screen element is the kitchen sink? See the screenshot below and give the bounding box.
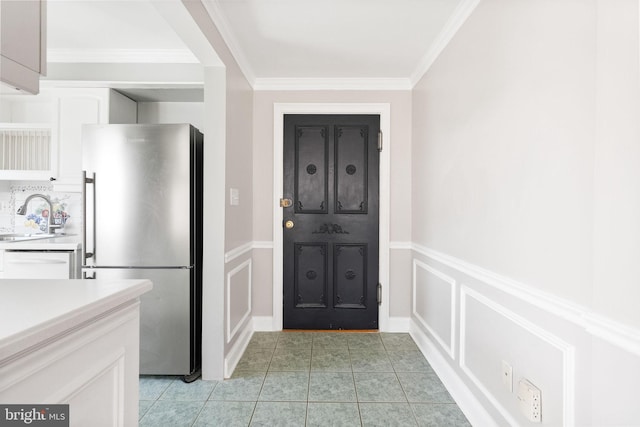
[0,233,63,242]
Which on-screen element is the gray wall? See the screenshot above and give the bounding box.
[410,0,640,425]
[182,1,254,380]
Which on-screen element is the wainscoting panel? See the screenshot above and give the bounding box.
[408,246,613,426]
[226,259,252,344]
[412,259,456,359]
[460,286,574,426]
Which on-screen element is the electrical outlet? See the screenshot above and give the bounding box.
[501,360,513,392]
[517,378,541,423]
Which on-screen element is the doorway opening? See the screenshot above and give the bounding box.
[272,103,391,331]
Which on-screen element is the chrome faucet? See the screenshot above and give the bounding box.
[16,193,60,234]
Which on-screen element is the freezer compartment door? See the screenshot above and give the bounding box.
[82,124,195,267]
[86,268,197,376]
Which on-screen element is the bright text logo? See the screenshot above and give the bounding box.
[0,405,68,427]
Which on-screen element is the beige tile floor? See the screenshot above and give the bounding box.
[139,331,471,426]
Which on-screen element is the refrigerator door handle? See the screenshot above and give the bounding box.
[82,171,96,262]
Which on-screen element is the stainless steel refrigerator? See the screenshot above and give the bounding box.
[81,123,203,382]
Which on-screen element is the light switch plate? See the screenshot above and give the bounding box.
[230,188,240,206]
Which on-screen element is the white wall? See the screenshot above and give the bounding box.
[411,0,640,425]
[413,0,595,305]
[137,102,204,131]
[593,0,640,329]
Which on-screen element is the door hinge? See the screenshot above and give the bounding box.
[377,130,383,152]
[377,283,382,305]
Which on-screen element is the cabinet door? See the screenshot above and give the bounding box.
[0,0,46,94]
[53,97,102,189]
[52,89,136,191]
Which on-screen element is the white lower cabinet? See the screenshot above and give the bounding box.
[0,300,142,427]
[2,250,79,279]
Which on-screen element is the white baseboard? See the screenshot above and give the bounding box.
[410,319,499,427]
[384,316,410,332]
[224,322,252,378]
[253,316,277,331]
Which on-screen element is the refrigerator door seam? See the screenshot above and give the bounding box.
[83,265,194,269]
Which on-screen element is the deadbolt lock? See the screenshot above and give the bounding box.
[285,220,295,229]
[280,198,293,208]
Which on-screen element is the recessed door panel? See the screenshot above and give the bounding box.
[335,126,368,214]
[294,243,328,308]
[334,244,367,309]
[295,126,328,214]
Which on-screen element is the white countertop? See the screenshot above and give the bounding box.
[0,234,82,250]
[0,279,152,364]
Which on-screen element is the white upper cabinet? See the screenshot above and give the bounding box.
[0,0,47,94]
[52,88,137,191]
[0,88,137,190]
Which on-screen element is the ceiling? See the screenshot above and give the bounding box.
[45,0,477,96]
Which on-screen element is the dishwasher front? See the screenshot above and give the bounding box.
[2,250,80,279]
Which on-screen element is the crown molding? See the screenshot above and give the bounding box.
[200,0,256,84]
[39,80,203,91]
[253,77,412,91]
[45,1,479,89]
[195,0,479,90]
[410,0,481,86]
[47,48,199,64]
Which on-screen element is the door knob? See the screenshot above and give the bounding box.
[285,220,295,229]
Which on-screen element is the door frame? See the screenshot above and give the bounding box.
[272,103,391,331]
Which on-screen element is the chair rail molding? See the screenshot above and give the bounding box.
[411,243,640,356]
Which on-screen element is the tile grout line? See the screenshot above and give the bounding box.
[190,377,220,426]
[139,332,470,426]
[305,338,312,427]
[249,332,278,426]
[389,343,422,427]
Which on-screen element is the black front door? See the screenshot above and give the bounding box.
[283,114,380,329]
